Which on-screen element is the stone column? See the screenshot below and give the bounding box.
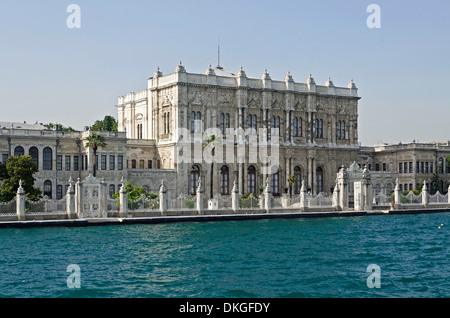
[75,178,83,219]
[66,178,76,219]
[119,182,128,218]
[159,180,168,215]
[100,178,107,218]
[196,180,204,215]
[394,181,401,209]
[16,180,25,221]
[231,179,239,213]
[299,180,307,210]
[337,165,349,210]
[362,166,372,211]
[332,180,340,210]
[422,180,429,208]
[264,177,272,213]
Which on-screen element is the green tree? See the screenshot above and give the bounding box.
[112,182,158,209]
[46,123,75,131]
[0,155,41,202]
[430,173,444,195]
[91,115,118,132]
[84,132,107,177]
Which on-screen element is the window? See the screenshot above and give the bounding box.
[221,113,225,134]
[118,155,123,170]
[421,162,424,173]
[44,180,52,199]
[29,147,39,168]
[341,121,345,139]
[294,166,302,194]
[337,121,341,139]
[409,162,412,173]
[315,119,323,138]
[376,163,380,172]
[386,183,392,195]
[298,117,302,137]
[383,163,386,171]
[56,155,62,171]
[247,165,256,194]
[65,156,71,171]
[404,162,407,174]
[2,154,8,164]
[375,184,381,196]
[190,165,200,195]
[43,147,52,170]
[293,117,298,137]
[137,123,143,139]
[148,160,152,169]
[399,163,403,173]
[131,160,136,169]
[109,184,115,198]
[191,111,195,133]
[101,155,107,170]
[425,162,429,174]
[271,116,280,136]
[271,167,279,195]
[225,113,230,133]
[109,155,115,170]
[438,157,444,173]
[315,167,323,193]
[196,112,202,133]
[220,165,229,195]
[139,160,144,169]
[416,162,419,173]
[399,184,403,192]
[56,185,63,200]
[430,162,433,174]
[14,146,24,156]
[74,156,79,171]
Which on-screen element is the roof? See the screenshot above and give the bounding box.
[0,121,48,130]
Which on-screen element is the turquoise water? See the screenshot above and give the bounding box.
[0,213,449,298]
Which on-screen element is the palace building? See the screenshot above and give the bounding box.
[1,62,449,203]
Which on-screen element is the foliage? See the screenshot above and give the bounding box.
[46,123,76,131]
[112,182,158,209]
[91,115,118,132]
[430,173,444,195]
[84,132,107,177]
[287,175,297,185]
[0,155,42,202]
[184,198,194,209]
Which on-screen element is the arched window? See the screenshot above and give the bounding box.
[225,113,230,133]
[247,165,256,194]
[196,112,202,133]
[315,167,323,193]
[190,165,200,195]
[253,114,257,130]
[438,157,444,173]
[109,184,116,198]
[43,147,52,170]
[271,167,279,195]
[29,147,39,168]
[386,183,392,195]
[131,159,136,169]
[191,111,195,133]
[375,184,381,196]
[271,116,280,136]
[293,117,298,137]
[319,119,323,138]
[298,117,302,137]
[220,165,229,195]
[294,166,302,194]
[14,146,24,156]
[44,180,52,199]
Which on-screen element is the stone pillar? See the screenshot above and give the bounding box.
[337,165,349,210]
[119,182,128,218]
[100,178,107,218]
[66,177,76,219]
[264,177,272,213]
[299,180,307,210]
[332,180,340,210]
[231,179,239,213]
[394,181,401,209]
[75,178,83,219]
[422,180,429,208]
[196,180,204,215]
[16,180,25,221]
[362,166,372,210]
[159,180,168,215]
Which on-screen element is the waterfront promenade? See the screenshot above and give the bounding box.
[0,207,448,229]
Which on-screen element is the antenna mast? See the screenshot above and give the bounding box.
[217,39,223,69]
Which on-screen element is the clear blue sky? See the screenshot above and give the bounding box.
[0,0,449,145]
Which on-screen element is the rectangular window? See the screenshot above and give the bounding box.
[101,155,107,170]
[109,155,115,170]
[65,156,71,171]
[118,155,123,170]
[430,163,433,174]
[56,185,63,200]
[375,164,380,171]
[56,155,62,171]
[382,163,386,171]
[74,156,79,171]
[425,162,429,174]
[421,162,424,173]
[148,160,152,169]
[409,162,412,173]
[404,162,408,174]
[399,163,402,173]
[2,154,8,164]
[84,155,88,171]
[416,162,419,173]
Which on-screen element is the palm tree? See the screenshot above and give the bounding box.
[84,132,107,177]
